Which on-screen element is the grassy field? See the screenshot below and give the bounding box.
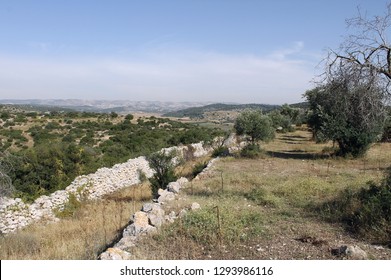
[1,129,390,259]
[127,130,391,260]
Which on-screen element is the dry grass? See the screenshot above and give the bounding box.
[0,183,152,259]
[125,130,391,260]
[2,130,391,260]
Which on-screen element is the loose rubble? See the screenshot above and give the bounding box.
[99,175,204,260]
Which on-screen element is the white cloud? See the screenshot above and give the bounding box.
[270,41,305,60]
[0,46,317,104]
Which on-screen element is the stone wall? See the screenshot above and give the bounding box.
[0,141,217,235]
[99,157,218,260]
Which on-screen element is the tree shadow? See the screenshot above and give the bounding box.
[279,136,309,143]
[266,150,331,160]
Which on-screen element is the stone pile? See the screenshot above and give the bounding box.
[0,141,215,235]
[100,157,221,260]
[100,176,204,260]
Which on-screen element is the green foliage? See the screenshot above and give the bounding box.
[245,187,282,208]
[321,168,391,243]
[191,161,208,178]
[212,146,230,158]
[163,103,280,119]
[147,151,178,197]
[268,110,294,132]
[137,168,148,183]
[1,112,10,121]
[110,111,118,118]
[1,109,222,200]
[0,153,15,197]
[0,129,28,143]
[178,206,264,247]
[234,110,275,145]
[124,114,134,120]
[268,104,304,132]
[240,144,263,159]
[54,193,82,218]
[9,143,97,202]
[381,109,391,142]
[304,81,386,157]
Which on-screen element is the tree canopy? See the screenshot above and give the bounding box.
[310,3,391,157]
[234,110,275,145]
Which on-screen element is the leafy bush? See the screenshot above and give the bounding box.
[212,146,230,158]
[240,144,263,159]
[147,151,178,197]
[320,168,391,243]
[234,110,275,145]
[304,82,386,157]
[191,161,208,179]
[54,193,82,218]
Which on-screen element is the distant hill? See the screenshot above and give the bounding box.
[0,99,211,114]
[0,103,76,113]
[289,102,309,109]
[163,103,281,118]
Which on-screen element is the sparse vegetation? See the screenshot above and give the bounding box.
[320,167,391,244]
[147,150,178,197]
[124,130,391,260]
[1,129,391,259]
[0,105,223,201]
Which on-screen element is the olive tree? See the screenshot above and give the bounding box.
[312,3,391,157]
[305,77,386,157]
[234,109,275,145]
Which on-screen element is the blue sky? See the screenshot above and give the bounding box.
[0,0,389,104]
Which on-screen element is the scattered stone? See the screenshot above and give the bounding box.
[157,190,176,204]
[142,203,154,213]
[190,202,201,211]
[179,209,188,218]
[114,236,137,251]
[331,245,368,260]
[167,182,181,194]
[147,206,165,228]
[176,177,189,187]
[132,211,149,228]
[99,247,132,260]
[123,223,157,237]
[166,211,177,223]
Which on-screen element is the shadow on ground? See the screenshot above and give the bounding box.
[266,150,331,160]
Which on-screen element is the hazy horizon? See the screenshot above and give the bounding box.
[1,0,389,104]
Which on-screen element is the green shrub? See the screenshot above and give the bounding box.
[245,187,282,208]
[240,144,263,158]
[191,161,208,178]
[180,206,264,247]
[321,168,391,243]
[54,193,82,218]
[147,151,178,197]
[212,146,230,158]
